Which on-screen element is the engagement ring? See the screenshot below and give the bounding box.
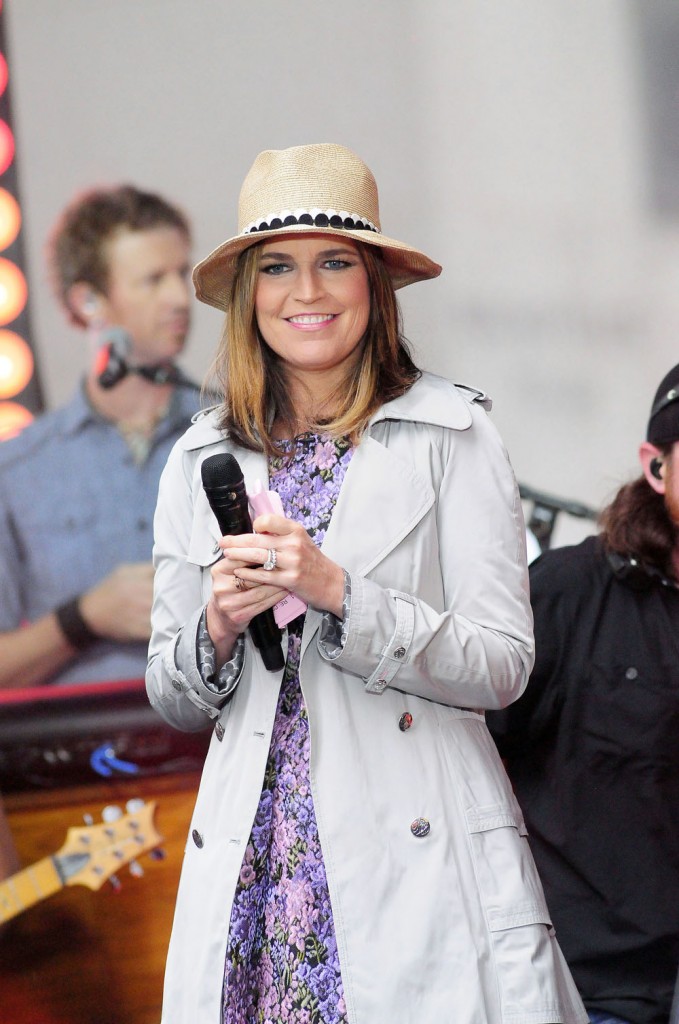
[262,548,277,571]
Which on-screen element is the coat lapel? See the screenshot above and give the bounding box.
[301,433,435,656]
[321,434,434,573]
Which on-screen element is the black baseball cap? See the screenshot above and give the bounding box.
[647,362,679,445]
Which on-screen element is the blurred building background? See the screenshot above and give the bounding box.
[4,0,679,547]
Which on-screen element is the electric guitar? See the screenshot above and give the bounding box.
[0,800,162,924]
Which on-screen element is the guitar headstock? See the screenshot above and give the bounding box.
[56,800,163,891]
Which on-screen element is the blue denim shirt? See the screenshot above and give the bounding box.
[0,381,201,686]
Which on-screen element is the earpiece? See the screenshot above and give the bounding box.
[83,293,98,315]
[650,457,664,480]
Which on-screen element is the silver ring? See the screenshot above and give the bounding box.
[262,548,277,571]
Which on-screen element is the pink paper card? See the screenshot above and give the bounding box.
[248,480,308,627]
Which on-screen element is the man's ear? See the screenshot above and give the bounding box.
[67,282,105,326]
[639,441,666,494]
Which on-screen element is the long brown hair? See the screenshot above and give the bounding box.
[599,452,677,577]
[208,239,421,457]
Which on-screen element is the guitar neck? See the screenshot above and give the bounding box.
[0,856,63,923]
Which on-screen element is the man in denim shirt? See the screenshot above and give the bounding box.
[0,185,201,688]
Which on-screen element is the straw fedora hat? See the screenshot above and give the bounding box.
[192,143,442,312]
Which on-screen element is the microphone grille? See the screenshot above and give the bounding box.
[201,452,243,488]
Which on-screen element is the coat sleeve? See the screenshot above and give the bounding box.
[146,440,240,732]
[320,403,535,710]
[486,541,593,756]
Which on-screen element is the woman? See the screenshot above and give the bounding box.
[147,143,586,1024]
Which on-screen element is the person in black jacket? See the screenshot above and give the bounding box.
[487,362,679,1024]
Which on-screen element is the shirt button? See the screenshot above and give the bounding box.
[215,722,225,741]
[399,712,413,732]
[136,517,149,531]
[625,667,638,680]
[393,646,406,659]
[410,817,430,838]
[192,829,204,849]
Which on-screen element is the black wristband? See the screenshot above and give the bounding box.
[55,597,100,650]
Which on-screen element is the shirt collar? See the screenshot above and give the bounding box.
[59,378,200,439]
[58,381,102,437]
[368,371,487,432]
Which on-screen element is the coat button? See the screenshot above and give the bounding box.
[410,817,430,838]
[192,829,204,849]
[399,712,413,732]
[393,646,406,659]
[172,679,182,692]
[625,667,638,680]
[374,678,387,692]
[212,541,221,554]
[215,722,224,741]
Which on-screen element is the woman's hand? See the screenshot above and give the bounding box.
[205,551,287,667]
[220,514,345,620]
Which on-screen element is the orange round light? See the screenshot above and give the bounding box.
[0,400,33,441]
[0,188,21,250]
[0,330,33,398]
[0,54,7,99]
[0,259,26,324]
[0,121,14,175]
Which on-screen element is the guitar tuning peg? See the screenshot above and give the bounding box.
[129,859,144,879]
[109,874,122,893]
[102,804,123,823]
[125,798,145,814]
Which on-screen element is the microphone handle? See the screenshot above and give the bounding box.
[204,479,284,672]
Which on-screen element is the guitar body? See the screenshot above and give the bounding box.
[0,772,199,1024]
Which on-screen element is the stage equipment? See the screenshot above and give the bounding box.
[0,4,44,441]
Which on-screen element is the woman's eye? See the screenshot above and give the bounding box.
[261,263,290,275]
[324,259,350,270]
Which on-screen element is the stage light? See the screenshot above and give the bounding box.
[0,119,13,176]
[0,399,33,440]
[0,186,20,249]
[0,328,33,398]
[0,257,26,324]
[0,2,44,437]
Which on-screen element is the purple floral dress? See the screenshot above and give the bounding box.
[222,434,354,1024]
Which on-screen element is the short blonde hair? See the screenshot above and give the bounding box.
[209,239,420,456]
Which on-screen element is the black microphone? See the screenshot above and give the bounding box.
[94,326,198,390]
[201,452,284,672]
[94,327,131,388]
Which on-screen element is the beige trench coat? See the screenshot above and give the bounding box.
[146,372,587,1024]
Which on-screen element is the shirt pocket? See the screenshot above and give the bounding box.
[20,505,100,603]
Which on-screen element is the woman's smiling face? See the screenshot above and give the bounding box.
[254,234,371,385]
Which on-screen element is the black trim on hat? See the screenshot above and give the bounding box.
[243,211,379,236]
